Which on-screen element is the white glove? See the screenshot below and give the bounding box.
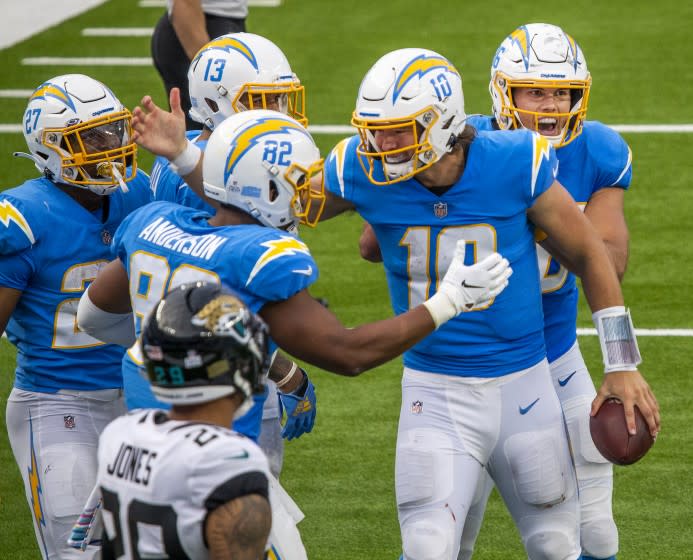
[423,239,512,328]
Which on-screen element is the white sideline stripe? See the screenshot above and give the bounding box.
[3,329,692,339]
[0,90,33,98]
[307,124,693,135]
[22,57,153,66]
[138,0,282,6]
[577,328,693,337]
[82,28,153,37]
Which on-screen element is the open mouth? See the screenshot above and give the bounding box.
[537,117,561,136]
[384,153,411,164]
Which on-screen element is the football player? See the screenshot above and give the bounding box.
[316,48,658,560]
[0,74,150,559]
[451,23,641,560]
[148,32,310,477]
[97,281,275,558]
[76,109,512,557]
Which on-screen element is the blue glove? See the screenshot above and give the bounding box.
[278,369,316,441]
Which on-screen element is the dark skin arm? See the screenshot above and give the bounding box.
[259,289,436,377]
[0,286,22,335]
[205,493,271,560]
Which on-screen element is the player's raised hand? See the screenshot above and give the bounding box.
[592,370,660,437]
[132,87,188,160]
[423,240,512,327]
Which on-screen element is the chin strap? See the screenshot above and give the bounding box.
[13,151,44,167]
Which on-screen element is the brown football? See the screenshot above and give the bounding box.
[589,398,655,465]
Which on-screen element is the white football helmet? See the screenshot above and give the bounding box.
[490,23,591,147]
[188,33,306,130]
[16,74,137,195]
[202,110,325,232]
[351,48,466,185]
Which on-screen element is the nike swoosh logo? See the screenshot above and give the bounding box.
[292,265,313,276]
[519,398,540,415]
[224,450,249,460]
[557,371,577,387]
[460,279,484,289]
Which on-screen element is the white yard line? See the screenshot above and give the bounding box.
[138,0,283,7]
[82,28,153,37]
[4,329,692,340]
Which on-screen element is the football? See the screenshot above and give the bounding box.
[590,398,655,465]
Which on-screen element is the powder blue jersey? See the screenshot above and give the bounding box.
[325,130,558,377]
[150,130,213,212]
[0,173,151,392]
[467,116,632,362]
[112,201,318,438]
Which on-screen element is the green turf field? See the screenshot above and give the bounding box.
[1,1,692,558]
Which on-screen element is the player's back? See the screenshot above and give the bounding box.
[98,409,270,559]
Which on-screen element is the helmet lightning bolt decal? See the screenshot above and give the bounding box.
[566,33,579,71]
[509,26,531,71]
[246,236,310,286]
[393,54,459,103]
[531,133,553,195]
[0,200,36,244]
[29,82,76,112]
[224,116,310,183]
[192,36,259,70]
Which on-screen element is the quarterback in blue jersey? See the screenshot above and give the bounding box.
[319,48,659,560]
[75,109,512,558]
[453,24,639,560]
[146,33,312,475]
[0,74,150,560]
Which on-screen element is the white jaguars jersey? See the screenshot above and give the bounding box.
[97,409,270,559]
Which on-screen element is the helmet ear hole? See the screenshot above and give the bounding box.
[268,180,279,202]
[205,98,219,113]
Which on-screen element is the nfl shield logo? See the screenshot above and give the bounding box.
[64,415,76,429]
[433,202,448,218]
[411,400,423,414]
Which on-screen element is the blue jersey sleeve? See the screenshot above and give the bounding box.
[585,122,632,189]
[0,194,37,255]
[240,230,318,301]
[324,136,361,202]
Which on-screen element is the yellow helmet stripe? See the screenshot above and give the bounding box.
[509,26,531,71]
[29,83,76,112]
[224,116,310,182]
[393,54,459,102]
[193,36,258,70]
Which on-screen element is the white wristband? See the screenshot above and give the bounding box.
[592,306,642,373]
[422,288,456,329]
[170,139,201,176]
[275,362,299,388]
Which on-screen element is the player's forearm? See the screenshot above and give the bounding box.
[281,306,436,377]
[170,0,209,60]
[268,351,305,393]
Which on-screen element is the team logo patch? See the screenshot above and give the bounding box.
[101,230,112,245]
[411,400,423,414]
[64,415,76,429]
[433,202,448,218]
